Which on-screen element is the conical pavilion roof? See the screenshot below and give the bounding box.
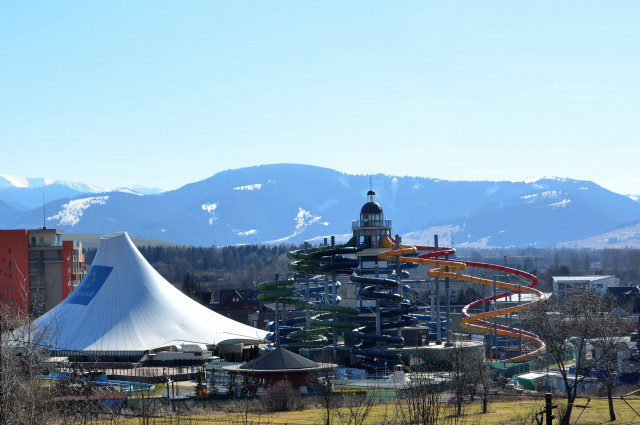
[239,347,320,372]
[33,231,267,352]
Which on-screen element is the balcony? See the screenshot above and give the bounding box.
[28,257,63,263]
[352,219,392,229]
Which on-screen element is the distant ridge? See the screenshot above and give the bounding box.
[2,164,640,248]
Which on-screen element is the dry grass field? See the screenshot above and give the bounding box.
[94,394,640,424]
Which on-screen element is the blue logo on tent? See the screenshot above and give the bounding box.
[67,265,113,305]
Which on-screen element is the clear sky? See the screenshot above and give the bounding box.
[1,2,638,194]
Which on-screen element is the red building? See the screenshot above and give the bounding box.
[0,228,87,316]
[223,347,336,394]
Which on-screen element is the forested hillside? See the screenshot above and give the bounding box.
[83,244,640,296]
[83,244,295,290]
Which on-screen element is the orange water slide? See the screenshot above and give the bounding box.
[379,237,546,362]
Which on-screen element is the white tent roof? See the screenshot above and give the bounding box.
[34,231,267,352]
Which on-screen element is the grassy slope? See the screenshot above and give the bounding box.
[99,396,640,424]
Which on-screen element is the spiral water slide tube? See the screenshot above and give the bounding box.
[257,241,363,348]
[348,269,445,369]
[257,277,360,348]
[378,237,546,363]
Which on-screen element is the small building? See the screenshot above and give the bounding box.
[552,275,621,300]
[223,347,335,394]
[212,289,264,326]
[515,371,599,394]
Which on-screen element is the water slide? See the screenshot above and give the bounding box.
[257,240,364,348]
[378,236,546,363]
[348,271,444,369]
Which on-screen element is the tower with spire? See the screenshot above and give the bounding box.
[352,190,392,250]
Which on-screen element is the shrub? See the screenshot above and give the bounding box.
[261,381,301,412]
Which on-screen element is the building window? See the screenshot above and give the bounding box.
[8,261,11,270]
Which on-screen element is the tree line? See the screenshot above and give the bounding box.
[83,244,640,294]
[83,244,296,291]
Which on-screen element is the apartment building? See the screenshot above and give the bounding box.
[0,228,86,316]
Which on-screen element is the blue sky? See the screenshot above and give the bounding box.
[1,2,638,194]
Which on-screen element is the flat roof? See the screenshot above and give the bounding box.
[552,276,615,282]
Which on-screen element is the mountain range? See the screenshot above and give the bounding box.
[2,164,640,249]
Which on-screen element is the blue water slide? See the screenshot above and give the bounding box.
[357,287,403,302]
[352,347,401,360]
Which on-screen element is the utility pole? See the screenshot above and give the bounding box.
[545,393,557,425]
[445,250,452,347]
[434,235,441,345]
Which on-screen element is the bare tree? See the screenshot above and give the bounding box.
[587,294,629,422]
[447,341,485,417]
[334,390,376,425]
[524,290,624,425]
[315,368,339,425]
[465,349,493,414]
[225,392,271,425]
[394,373,447,425]
[135,381,161,425]
[0,275,62,425]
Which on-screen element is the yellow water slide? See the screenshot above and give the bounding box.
[378,236,546,362]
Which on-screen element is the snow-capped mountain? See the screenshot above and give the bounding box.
[1,164,639,248]
[0,174,104,192]
[0,175,164,211]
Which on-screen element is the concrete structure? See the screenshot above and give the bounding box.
[0,228,86,316]
[552,275,621,300]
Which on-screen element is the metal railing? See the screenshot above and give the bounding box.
[352,219,392,229]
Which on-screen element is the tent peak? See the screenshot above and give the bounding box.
[101,231,128,240]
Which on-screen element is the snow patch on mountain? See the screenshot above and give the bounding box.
[0,174,165,194]
[548,199,571,209]
[558,222,640,249]
[267,208,324,243]
[116,188,145,196]
[46,196,109,227]
[1,175,30,188]
[522,190,563,203]
[234,229,258,236]
[201,203,219,225]
[458,235,492,248]
[114,186,164,195]
[234,184,263,191]
[402,225,462,247]
[296,208,322,230]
